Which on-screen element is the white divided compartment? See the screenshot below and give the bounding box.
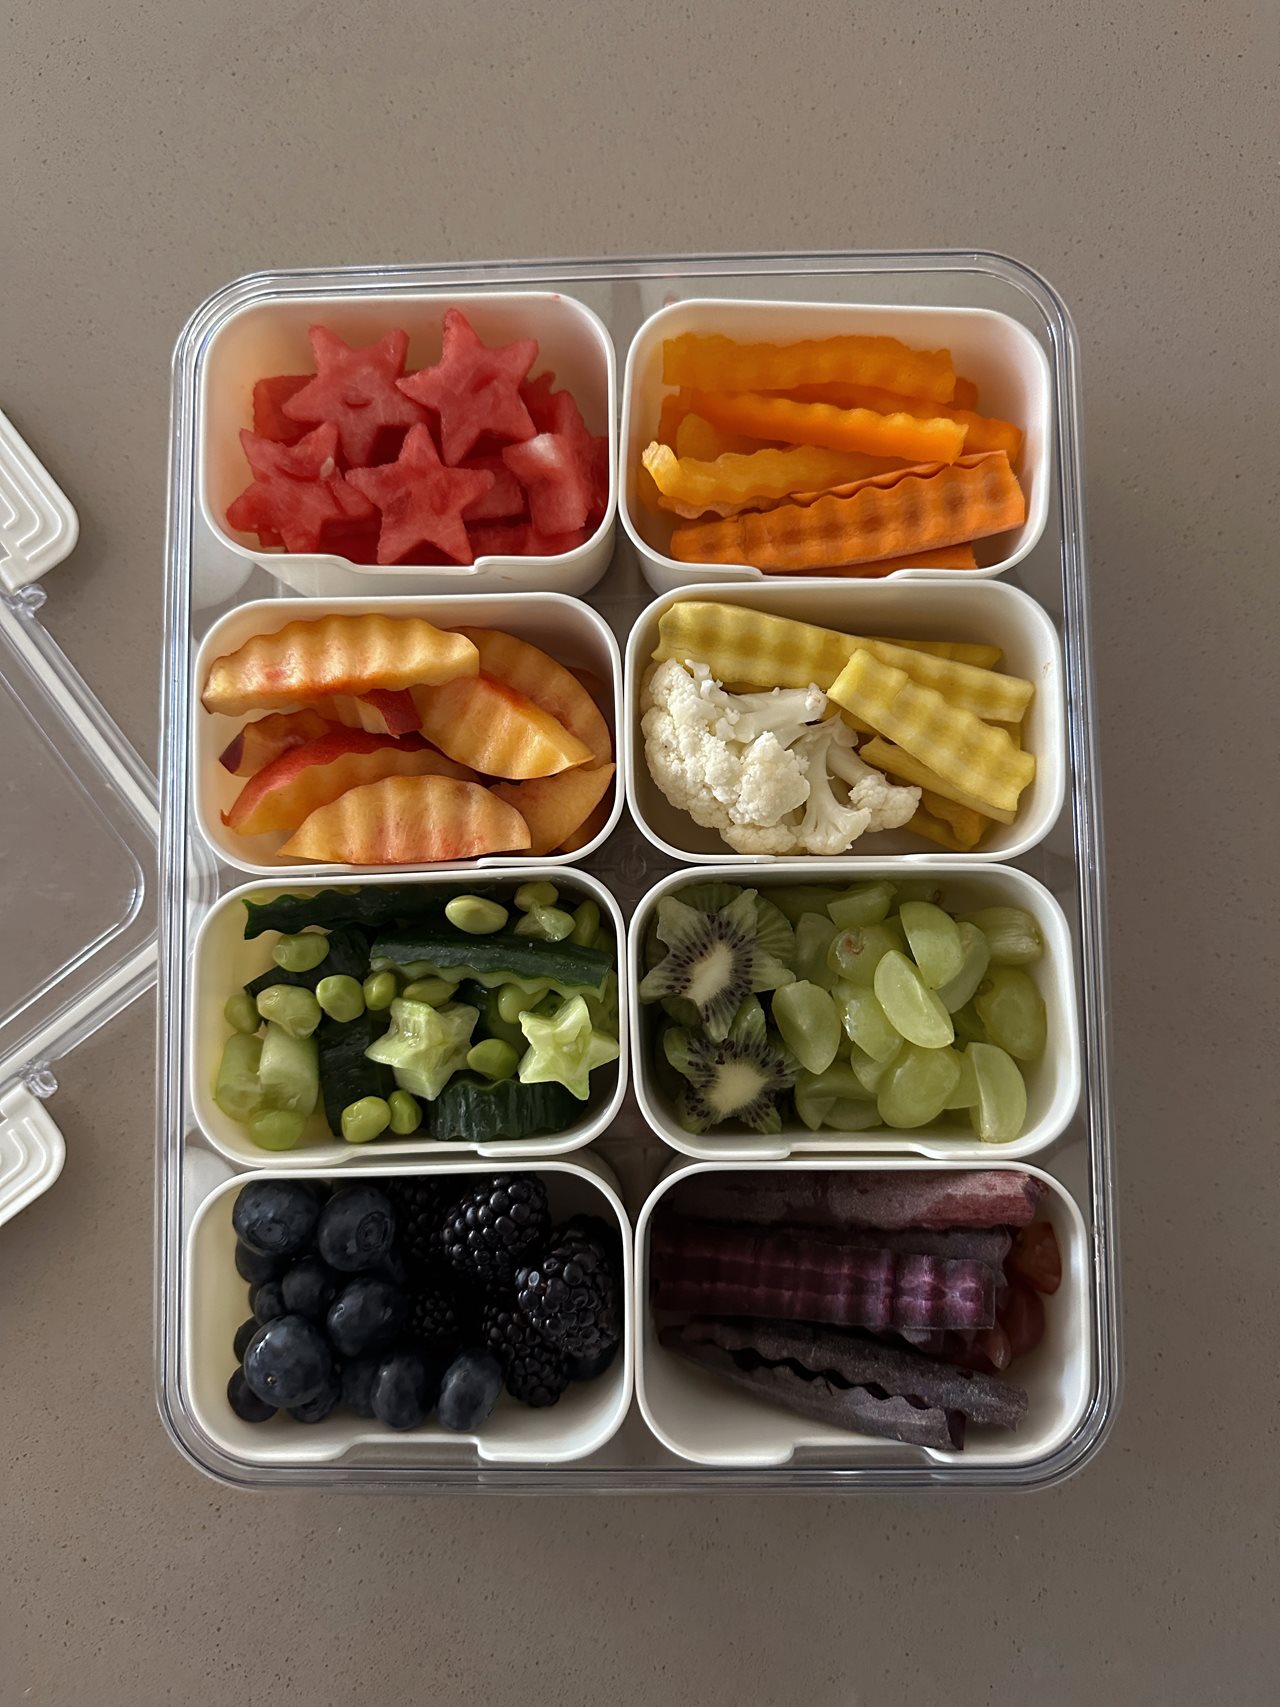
[619,297,1052,592]
[184,1154,634,1467]
[191,869,627,1168]
[629,861,1080,1163]
[623,579,1065,864]
[193,591,622,876]
[199,290,617,598]
[635,1158,1091,1470]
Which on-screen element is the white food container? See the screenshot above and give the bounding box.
[635,1157,1091,1470]
[623,577,1065,865]
[193,591,622,876]
[191,869,628,1168]
[629,862,1080,1163]
[200,290,617,598]
[184,1154,634,1467]
[620,297,1051,593]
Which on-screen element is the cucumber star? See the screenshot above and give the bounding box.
[364,997,477,1101]
[518,995,619,1101]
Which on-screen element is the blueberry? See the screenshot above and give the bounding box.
[242,1314,333,1409]
[233,1317,258,1362]
[250,1279,287,1324]
[374,1247,410,1289]
[235,1240,284,1287]
[228,1367,276,1423]
[281,1255,339,1321]
[372,1349,438,1430]
[232,1180,320,1259]
[316,1185,395,1273]
[566,1340,619,1383]
[340,1355,381,1419]
[437,1349,503,1432]
[326,1278,407,1358]
[288,1368,341,1424]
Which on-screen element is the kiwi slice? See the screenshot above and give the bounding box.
[638,891,794,1042]
[678,881,796,970]
[671,1030,796,1135]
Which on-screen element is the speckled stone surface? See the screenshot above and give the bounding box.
[1,2,1275,1701]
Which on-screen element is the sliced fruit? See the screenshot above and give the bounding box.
[306,689,422,738]
[252,375,309,446]
[502,431,591,534]
[345,423,494,565]
[223,731,474,836]
[455,627,612,765]
[467,521,588,558]
[225,424,377,554]
[490,764,615,856]
[218,709,338,776]
[201,615,478,717]
[278,775,531,865]
[411,674,593,779]
[396,307,538,465]
[558,796,611,854]
[282,326,427,467]
[460,455,526,521]
[639,890,794,1041]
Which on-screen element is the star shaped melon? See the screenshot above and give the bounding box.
[518,995,619,1101]
[397,307,539,465]
[225,423,376,554]
[346,424,495,564]
[282,326,428,467]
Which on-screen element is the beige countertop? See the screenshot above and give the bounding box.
[1,2,1274,1701]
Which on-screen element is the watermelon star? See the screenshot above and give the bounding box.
[346,424,495,565]
[517,995,619,1102]
[225,422,376,554]
[397,307,539,465]
[282,326,428,467]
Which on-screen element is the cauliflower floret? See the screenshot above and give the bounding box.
[827,737,921,832]
[787,721,874,855]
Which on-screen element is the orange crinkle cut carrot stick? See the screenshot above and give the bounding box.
[685,390,967,465]
[641,442,902,510]
[779,381,1022,462]
[662,332,956,402]
[668,451,1026,571]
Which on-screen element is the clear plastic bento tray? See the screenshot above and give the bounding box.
[158,252,1118,1491]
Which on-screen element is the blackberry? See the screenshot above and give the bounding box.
[384,1178,442,1273]
[439,1174,550,1292]
[483,1303,570,1409]
[516,1230,621,1361]
[407,1279,472,1360]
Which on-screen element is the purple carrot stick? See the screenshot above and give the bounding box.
[666,1169,1046,1232]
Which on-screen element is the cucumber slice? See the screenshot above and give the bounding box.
[316,1011,395,1136]
[242,887,450,939]
[422,1073,580,1142]
[371,929,611,992]
[214,1033,265,1122]
[258,1022,320,1116]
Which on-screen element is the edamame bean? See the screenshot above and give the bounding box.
[570,900,601,947]
[466,1039,520,1080]
[514,880,558,911]
[223,992,261,1035]
[497,982,543,1024]
[247,1108,307,1151]
[514,904,574,942]
[341,1095,392,1144]
[272,932,330,973]
[387,1090,422,1134]
[363,971,397,1011]
[444,895,509,935]
[315,974,365,1023]
[402,977,454,1006]
[255,984,322,1040]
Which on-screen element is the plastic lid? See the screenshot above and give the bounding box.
[0,408,158,1220]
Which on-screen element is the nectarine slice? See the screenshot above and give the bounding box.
[456,627,612,765]
[558,796,613,854]
[489,763,615,857]
[223,730,474,836]
[411,674,592,779]
[218,709,337,777]
[309,689,421,737]
[278,775,531,865]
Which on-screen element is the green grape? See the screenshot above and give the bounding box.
[873,951,955,1049]
[959,906,1043,966]
[966,1042,1028,1141]
[973,967,1047,1061]
[877,1042,962,1129]
[833,981,902,1062]
[793,1062,875,1131]
[826,881,896,929]
[768,884,840,924]
[728,996,767,1045]
[771,981,841,1075]
[936,922,992,1013]
[892,879,944,905]
[943,1047,980,1109]
[827,918,905,987]
[850,1040,900,1094]
[272,932,330,973]
[952,999,991,1047]
[899,901,965,990]
[793,913,838,989]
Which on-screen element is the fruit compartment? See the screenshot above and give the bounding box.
[634,1158,1090,1469]
[620,297,1052,593]
[191,868,628,1167]
[628,861,1079,1163]
[623,577,1065,865]
[200,289,617,597]
[193,591,623,875]
[184,1154,634,1468]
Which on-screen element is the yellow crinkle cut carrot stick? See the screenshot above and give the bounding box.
[642,442,902,510]
[652,601,1032,721]
[780,382,1022,463]
[830,655,1034,815]
[858,737,1018,825]
[687,390,967,465]
[674,413,763,461]
[919,789,987,847]
[668,452,1026,571]
[879,635,1002,669]
[906,806,980,852]
[662,332,956,402]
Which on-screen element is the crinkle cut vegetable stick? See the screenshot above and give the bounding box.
[918,789,986,847]
[674,412,767,462]
[662,331,957,403]
[858,736,1018,825]
[667,1167,1048,1231]
[686,390,967,465]
[642,441,899,510]
[877,634,1002,669]
[798,544,978,577]
[907,806,984,852]
[828,650,1035,815]
[780,381,1022,462]
[952,376,980,410]
[668,451,1026,571]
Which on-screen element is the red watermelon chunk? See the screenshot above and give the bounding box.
[253,375,310,446]
[501,432,592,535]
[468,520,589,559]
[397,308,538,465]
[460,454,527,521]
[519,371,559,432]
[226,424,376,554]
[283,327,427,467]
[346,423,494,565]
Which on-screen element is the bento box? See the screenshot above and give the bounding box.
[158,253,1117,1492]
